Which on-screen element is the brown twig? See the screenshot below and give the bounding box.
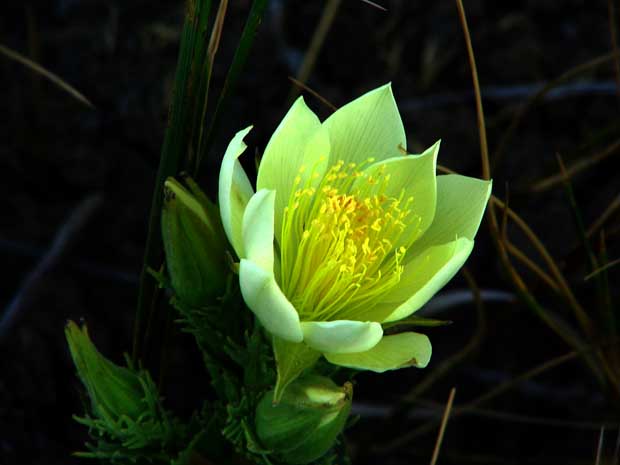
[585,257,620,281]
[494,51,620,170]
[414,398,619,430]
[401,267,485,404]
[587,193,620,238]
[504,240,561,293]
[595,426,606,465]
[531,139,620,192]
[207,0,228,63]
[491,196,593,337]
[288,77,338,112]
[360,0,387,11]
[455,0,490,180]
[0,43,94,108]
[288,0,343,103]
[378,350,580,452]
[429,388,456,465]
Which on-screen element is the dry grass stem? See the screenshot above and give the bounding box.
[207,0,229,62]
[429,388,456,465]
[587,193,620,238]
[288,77,338,112]
[491,197,593,336]
[360,0,387,11]
[595,426,606,465]
[0,43,94,108]
[288,0,342,102]
[504,240,561,293]
[585,257,620,281]
[379,350,580,452]
[494,51,620,168]
[455,0,490,180]
[532,139,620,192]
[402,267,485,404]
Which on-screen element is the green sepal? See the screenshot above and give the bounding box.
[65,320,145,422]
[161,176,228,307]
[255,375,352,464]
[273,337,320,403]
[65,320,186,461]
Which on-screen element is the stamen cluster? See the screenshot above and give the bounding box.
[280,159,420,321]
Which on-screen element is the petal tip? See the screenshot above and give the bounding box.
[410,334,432,368]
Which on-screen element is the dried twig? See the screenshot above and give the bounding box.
[360,0,387,11]
[595,426,606,465]
[429,388,456,465]
[288,0,342,103]
[531,139,620,192]
[588,193,620,238]
[288,77,338,112]
[585,257,620,281]
[0,43,94,108]
[494,51,620,169]
[378,350,580,452]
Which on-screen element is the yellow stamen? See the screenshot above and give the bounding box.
[280,159,420,321]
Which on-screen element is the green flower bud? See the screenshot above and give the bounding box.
[161,176,227,306]
[255,375,352,464]
[65,321,145,422]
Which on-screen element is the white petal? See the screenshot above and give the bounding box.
[383,238,474,322]
[239,259,303,342]
[325,332,432,372]
[218,126,254,257]
[300,320,383,354]
[242,189,275,272]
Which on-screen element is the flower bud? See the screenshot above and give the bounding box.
[161,176,227,306]
[65,321,145,422]
[255,375,352,464]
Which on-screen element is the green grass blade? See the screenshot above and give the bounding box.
[195,0,269,177]
[133,0,213,364]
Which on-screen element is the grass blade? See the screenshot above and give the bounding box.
[133,0,213,363]
[196,0,269,177]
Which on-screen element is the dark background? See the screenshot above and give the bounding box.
[1,0,619,464]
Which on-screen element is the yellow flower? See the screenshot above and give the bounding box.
[218,84,491,385]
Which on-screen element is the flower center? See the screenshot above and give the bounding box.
[279,159,420,322]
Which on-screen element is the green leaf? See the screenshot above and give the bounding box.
[133,0,214,362]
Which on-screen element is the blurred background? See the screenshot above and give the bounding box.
[1,0,619,464]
